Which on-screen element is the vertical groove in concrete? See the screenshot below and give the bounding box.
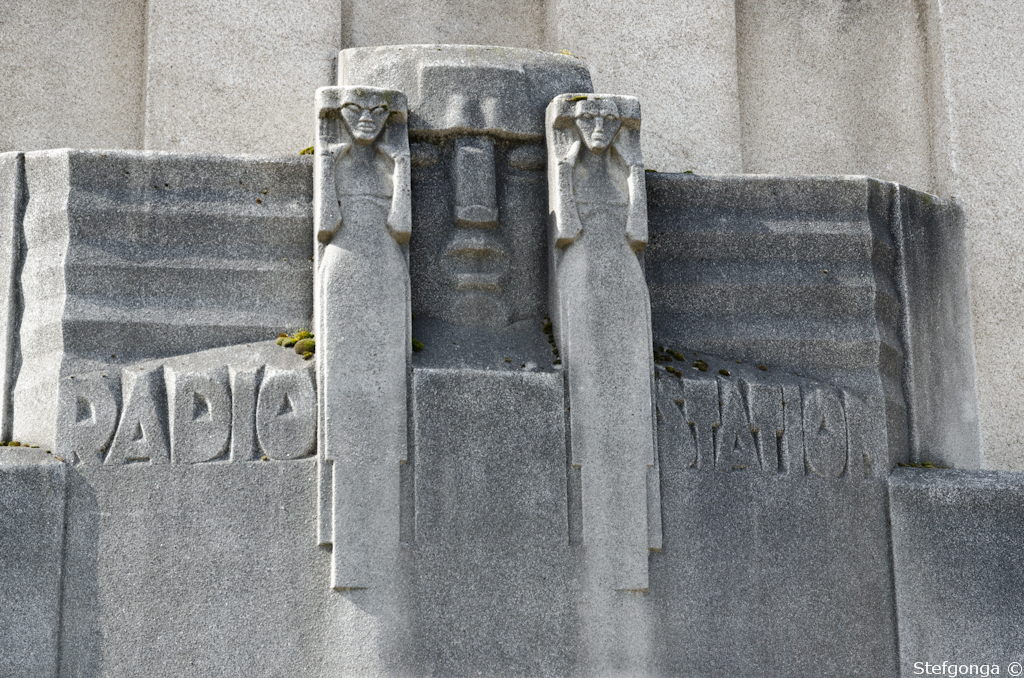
[0,153,25,442]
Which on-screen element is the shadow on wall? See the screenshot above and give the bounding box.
[58,468,101,676]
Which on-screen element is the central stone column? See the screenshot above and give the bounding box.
[336,45,594,674]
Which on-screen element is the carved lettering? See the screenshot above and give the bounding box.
[655,378,696,470]
[167,366,231,464]
[715,377,758,471]
[801,385,847,478]
[57,374,120,465]
[681,376,719,470]
[229,366,260,462]
[658,367,854,481]
[106,367,169,465]
[747,382,784,473]
[256,366,316,461]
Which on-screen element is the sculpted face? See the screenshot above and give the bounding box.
[340,93,390,145]
[573,99,621,153]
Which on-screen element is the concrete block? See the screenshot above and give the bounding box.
[651,468,899,676]
[143,0,340,154]
[927,0,1024,470]
[0,0,146,152]
[13,150,313,450]
[550,0,743,174]
[734,0,934,191]
[58,460,331,677]
[344,0,546,49]
[896,185,981,468]
[890,469,1024,672]
[0,448,66,678]
[645,174,976,473]
[411,367,576,675]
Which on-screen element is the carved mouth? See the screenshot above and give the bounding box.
[443,231,509,293]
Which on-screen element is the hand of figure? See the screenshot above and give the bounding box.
[324,142,349,162]
[614,134,642,168]
[562,140,581,166]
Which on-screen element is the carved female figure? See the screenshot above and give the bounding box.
[313,86,411,589]
[546,94,656,591]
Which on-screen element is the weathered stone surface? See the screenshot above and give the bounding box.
[645,173,979,473]
[889,469,1024,673]
[313,85,411,590]
[547,93,655,592]
[551,0,743,175]
[0,0,146,153]
[142,0,340,155]
[54,341,315,466]
[228,366,259,462]
[0,153,24,442]
[340,46,592,331]
[895,185,981,469]
[11,150,313,450]
[932,1,1024,471]
[651,469,899,676]
[734,1,934,190]
[167,366,232,464]
[0,448,66,678]
[254,367,317,461]
[106,367,170,466]
[411,367,575,675]
[340,45,591,140]
[57,373,120,466]
[345,2,546,50]
[59,460,331,678]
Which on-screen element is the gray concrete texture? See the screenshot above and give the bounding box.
[1,368,903,677]
[933,0,1024,471]
[142,0,341,155]
[2,1,1024,470]
[890,469,1024,674]
[645,173,979,472]
[340,46,592,331]
[0,0,147,153]
[0,448,66,678]
[9,150,314,451]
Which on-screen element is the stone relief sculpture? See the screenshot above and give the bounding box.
[340,46,593,332]
[313,86,411,589]
[546,94,657,591]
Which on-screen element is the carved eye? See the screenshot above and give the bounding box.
[604,114,619,122]
[579,113,594,120]
[342,103,363,112]
[371,106,388,114]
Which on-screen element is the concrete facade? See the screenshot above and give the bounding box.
[2,0,1020,469]
[0,8,1022,678]
[0,140,986,674]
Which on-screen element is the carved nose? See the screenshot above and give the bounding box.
[453,136,499,227]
